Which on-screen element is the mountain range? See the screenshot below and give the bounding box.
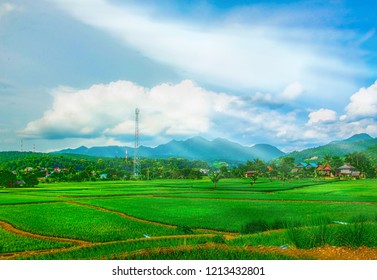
[53,133,377,164]
[54,136,285,163]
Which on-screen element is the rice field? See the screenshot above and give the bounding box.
[0,178,376,260]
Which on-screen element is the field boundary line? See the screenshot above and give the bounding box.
[66,200,238,236]
[114,243,377,260]
[0,244,89,260]
[1,234,217,260]
[145,195,377,205]
[0,220,91,246]
[66,200,177,228]
[58,194,377,205]
[0,201,63,207]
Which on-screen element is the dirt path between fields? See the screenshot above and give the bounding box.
[1,220,376,260]
[113,243,377,260]
[146,194,377,205]
[0,233,216,260]
[66,200,237,236]
[0,221,90,246]
[67,200,177,228]
[253,244,377,260]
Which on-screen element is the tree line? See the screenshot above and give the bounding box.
[0,151,375,188]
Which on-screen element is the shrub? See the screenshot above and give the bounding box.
[212,235,226,244]
[336,221,368,248]
[176,225,194,234]
[286,225,330,249]
[241,220,269,234]
[241,218,301,234]
[285,217,331,249]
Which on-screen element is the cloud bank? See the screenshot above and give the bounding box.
[21,80,237,142]
[21,80,377,150]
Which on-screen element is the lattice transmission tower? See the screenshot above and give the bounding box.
[133,108,140,177]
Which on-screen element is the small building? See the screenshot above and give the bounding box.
[296,162,308,168]
[336,164,356,177]
[307,163,318,169]
[245,171,257,178]
[317,163,332,176]
[291,168,299,174]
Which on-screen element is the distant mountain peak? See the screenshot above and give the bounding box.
[343,133,373,143]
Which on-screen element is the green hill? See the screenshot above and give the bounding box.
[287,134,377,163]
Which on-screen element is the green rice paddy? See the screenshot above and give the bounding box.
[0,178,376,259]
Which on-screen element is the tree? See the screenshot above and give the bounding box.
[323,154,331,163]
[0,170,16,187]
[21,173,39,187]
[209,172,222,189]
[250,158,268,177]
[249,174,258,186]
[219,166,230,178]
[278,157,295,185]
[345,152,375,178]
[329,156,343,170]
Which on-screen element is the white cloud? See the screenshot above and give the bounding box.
[250,82,304,105]
[19,78,315,148]
[48,0,367,103]
[20,80,236,141]
[344,80,377,119]
[0,3,16,18]
[280,82,303,100]
[308,108,337,124]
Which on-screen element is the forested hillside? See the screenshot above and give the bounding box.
[287,134,377,163]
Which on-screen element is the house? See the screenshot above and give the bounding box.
[245,171,257,178]
[317,163,332,176]
[296,162,308,168]
[307,163,318,169]
[336,164,356,177]
[295,162,318,169]
[292,162,318,174]
[291,168,299,174]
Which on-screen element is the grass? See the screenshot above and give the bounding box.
[0,178,376,259]
[0,227,73,254]
[228,232,288,247]
[0,193,61,204]
[284,215,377,249]
[79,196,377,232]
[0,202,180,242]
[122,244,300,260]
[18,236,212,260]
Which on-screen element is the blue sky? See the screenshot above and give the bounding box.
[1,0,377,152]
